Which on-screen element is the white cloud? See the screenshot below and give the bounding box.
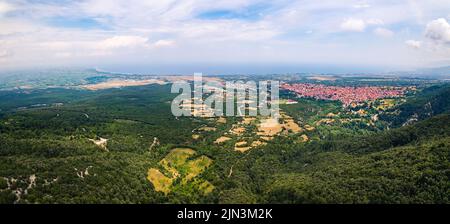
[0,1,15,16]
[405,40,422,49]
[425,18,450,44]
[39,41,75,51]
[374,28,394,37]
[153,40,175,48]
[340,18,385,33]
[1,0,450,71]
[96,36,150,50]
[340,18,366,32]
[366,19,384,26]
[0,19,38,35]
[353,4,371,9]
[54,52,73,58]
[0,50,12,58]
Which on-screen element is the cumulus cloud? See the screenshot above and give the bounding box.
[153,40,175,48]
[0,19,38,35]
[0,1,15,16]
[353,4,371,9]
[0,50,12,58]
[340,18,386,32]
[38,37,176,59]
[374,28,394,37]
[366,19,384,26]
[54,52,73,58]
[405,40,422,49]
[340,18,366,32]
[39,41,75,51]
[425,18,450,44]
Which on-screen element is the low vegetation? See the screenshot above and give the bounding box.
[0,76,448,204]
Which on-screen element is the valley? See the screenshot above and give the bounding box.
[0,71,449,204]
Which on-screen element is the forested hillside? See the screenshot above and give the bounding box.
[381,84,450,127]
[0,83,448,204]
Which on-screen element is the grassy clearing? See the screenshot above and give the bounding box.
[146,168,173,194]
[147,148,213,195]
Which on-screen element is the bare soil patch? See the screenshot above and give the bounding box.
[214,136,232,144]
[83,79,166,90]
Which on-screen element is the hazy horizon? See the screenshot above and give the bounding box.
[0,63,435,76]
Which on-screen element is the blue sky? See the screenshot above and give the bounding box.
[197,3,272,21]
[0,0,449,73]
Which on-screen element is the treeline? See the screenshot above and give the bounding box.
[0,83,449,204]
[315,114,450,154]
[219,114,450,203]
[381,84,450,127]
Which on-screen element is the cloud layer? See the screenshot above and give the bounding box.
[0,0,449,72]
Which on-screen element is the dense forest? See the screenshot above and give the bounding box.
[0,82,448,204]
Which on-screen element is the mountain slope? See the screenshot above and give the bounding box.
[264,136,449,203]
[381,84,450,127]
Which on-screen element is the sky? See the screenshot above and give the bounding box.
[0,0,450,74]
